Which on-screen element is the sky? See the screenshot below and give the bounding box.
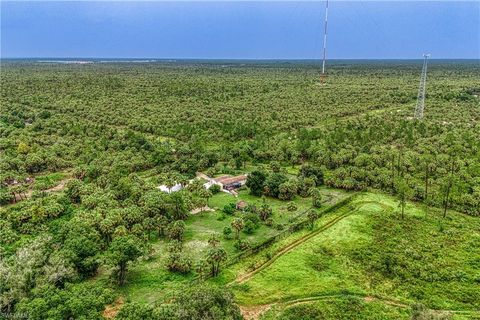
[1,1,479,59]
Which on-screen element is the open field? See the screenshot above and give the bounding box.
[223,192,480,318]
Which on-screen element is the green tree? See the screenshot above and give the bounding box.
[311,188,322,208]
[167,220,186,241]
[65,179,83,204]
[116,302,155,320]
[198,188,213,206]
[205,246,227,277]
[270,161,281,173]
[264,173,287,198]
[299,164,324,185]
[231,218,244,240]
[245,170,267,196]
[166,241,192,274]
[396,178,412,220]
[307,209,319,229]
[168,192,189,220]
[439,156,459,218]
[298,177,316,197]
[210,184,221,194]
[106,235,143,285]
[278,179,298,201]
[259,202,273,221]
[173,284,242,320]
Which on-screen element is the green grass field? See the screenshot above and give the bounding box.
[222,192,480,318]
[108,187,350,305]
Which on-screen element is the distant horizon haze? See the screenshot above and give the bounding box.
[1,1,478,59]
[1,58,479,61]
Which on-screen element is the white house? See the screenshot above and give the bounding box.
[157,183,183,193]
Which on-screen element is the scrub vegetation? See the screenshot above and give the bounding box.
[0,60,479,319]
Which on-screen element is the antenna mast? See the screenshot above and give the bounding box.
[414,53,431,119]
[320,0,329,83]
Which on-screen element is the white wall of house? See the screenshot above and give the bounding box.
[157,183,182,193]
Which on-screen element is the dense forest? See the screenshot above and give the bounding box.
[0,60,479,319]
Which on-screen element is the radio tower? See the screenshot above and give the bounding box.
[414,53,431,119]
[320,0,329,83]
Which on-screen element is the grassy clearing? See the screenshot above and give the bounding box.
[229,192,480,313]
[32,172,66,190]
[113,187,350,305]
[260,296,411,320]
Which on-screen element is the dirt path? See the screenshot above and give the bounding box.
[15,178,71,202]
[239,304,273,320]
[240,294,480,320]
[190,206,215,215]
[281,294,409,309]
[102,297,125,319]
[232,200,394,285]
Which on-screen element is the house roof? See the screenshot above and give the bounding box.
[215,175,247,186]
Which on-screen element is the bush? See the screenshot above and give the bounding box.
[15,282,114,320]
[243,220,256,234]
[210,184,221,194]
[299,164,324,185]
[259,203,272,221]
[234,239,251,251]
[0,188,14,205]
[287,202,297,211]
[223,226,233,239]
[278,179,298,201]
[166,252,192,274]
[223,203,236,215]
[274,223,286,231]
[171,284,242,320]
[167,220,186,241]
[244,212,260,226]
[116,302,155,320]
[166,241,192,274]
[265,218,274,227]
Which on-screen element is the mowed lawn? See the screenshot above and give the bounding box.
[230,193,480,313]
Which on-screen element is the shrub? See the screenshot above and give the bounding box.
[210,184,221,194]
[259,203,272,221]
[166,241,192,274]
[287,202,297,211]
[166,252,192,274]
[167,220,186,241]
[265,218,274,227]
[234,239,251,251]
[171,284,242,320]
[244,212,260,226]
[0,188,14,205]
[223,226,233,239]
[223,203,236,215]
[243,220,256,234]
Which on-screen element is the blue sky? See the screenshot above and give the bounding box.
[1,1,479,59]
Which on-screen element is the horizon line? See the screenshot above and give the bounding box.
[2,57,479,60]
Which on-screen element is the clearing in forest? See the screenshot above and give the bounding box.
[226,193,480,318]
